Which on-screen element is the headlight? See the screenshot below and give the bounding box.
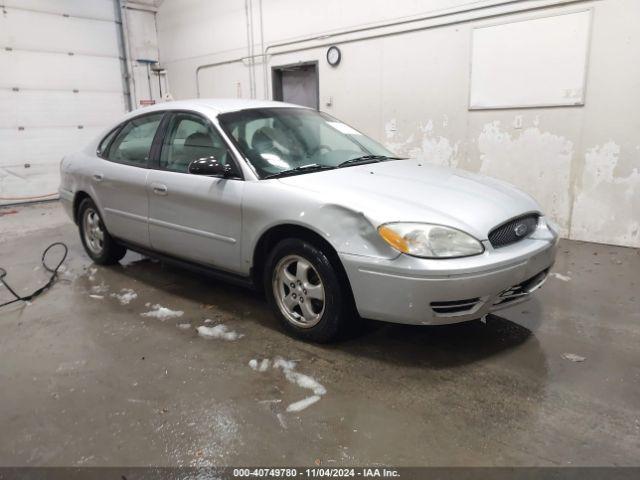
[378,223,484,258]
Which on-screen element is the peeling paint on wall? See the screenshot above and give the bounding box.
[383,118,638,246]
[416,135,459,168]
[478,121,573,236]
[384,118,460,168]
[571,142,640,247]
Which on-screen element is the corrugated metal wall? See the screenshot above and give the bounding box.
[0,0,127,205]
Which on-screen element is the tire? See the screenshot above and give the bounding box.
[264,238,354,343]
[78,198,127,265]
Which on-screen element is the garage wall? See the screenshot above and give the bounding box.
[155,0,639,247]
[0,0,129,205]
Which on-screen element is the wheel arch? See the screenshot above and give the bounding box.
[251,223,354,300]
[72,191,92,224]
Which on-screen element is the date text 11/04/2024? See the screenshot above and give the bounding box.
[232,468,400,478]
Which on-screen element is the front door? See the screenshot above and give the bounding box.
[147,111,244,273]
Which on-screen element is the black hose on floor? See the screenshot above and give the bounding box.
[0,242,68,308]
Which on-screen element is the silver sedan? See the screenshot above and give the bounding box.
[59,99,558,342]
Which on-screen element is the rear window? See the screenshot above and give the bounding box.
[106,113,164,167]
[97,127,119,158]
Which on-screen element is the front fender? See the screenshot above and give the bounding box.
[241,181,399,271]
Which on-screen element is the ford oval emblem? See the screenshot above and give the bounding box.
[514,223,528,237]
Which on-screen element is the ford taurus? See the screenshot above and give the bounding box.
[59,99,558,342]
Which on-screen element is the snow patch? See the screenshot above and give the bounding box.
[89,295,104,300]
[276,412,287,429]
[551,273,571,282]
[273,357,296,370]
[251,357,327,413]
[562,353,586,362]
[286,395,321,412]
[90,283,109,294]
[111,288,137,305]
[177,323,191,330]
[56,360,87,372]
[249,358,271,372]
[140,304,184,320]
[196,324,243,341]
[87,267,97,282]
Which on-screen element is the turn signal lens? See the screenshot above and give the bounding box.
[378,225,409,253]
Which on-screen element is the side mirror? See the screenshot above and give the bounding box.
[188,156,232,177]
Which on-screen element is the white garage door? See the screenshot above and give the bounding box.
[0,0,128,205]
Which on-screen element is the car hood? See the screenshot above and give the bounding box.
[277,159,541,240]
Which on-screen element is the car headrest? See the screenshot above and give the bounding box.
[184,132,214,148]
[251,128,273,151]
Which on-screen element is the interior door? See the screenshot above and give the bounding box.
[93,112,164,247]
[147,111,244,273]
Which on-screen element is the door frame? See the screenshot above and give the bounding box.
[271,61,319,110]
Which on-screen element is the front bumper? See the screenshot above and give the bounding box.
[340,227,559,325]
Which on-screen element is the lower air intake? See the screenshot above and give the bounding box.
[430,297,482,316]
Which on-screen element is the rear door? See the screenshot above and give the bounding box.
[92,112,164,247]
[146,111,244,273]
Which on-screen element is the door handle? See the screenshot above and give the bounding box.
[92,173,104,182]
[151,183,168,195]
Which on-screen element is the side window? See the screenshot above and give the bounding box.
[160,113,232,173]
[107,113,163,167]
[97,127,119,158]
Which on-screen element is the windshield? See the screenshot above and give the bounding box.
[217,108,397,178]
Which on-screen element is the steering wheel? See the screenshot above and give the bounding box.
[309,144,332,156]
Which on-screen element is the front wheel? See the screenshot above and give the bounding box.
[78,198,127,265]
[264,238,353,343]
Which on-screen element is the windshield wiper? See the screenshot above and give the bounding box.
[337,155,405,168]
[262,163,336,179]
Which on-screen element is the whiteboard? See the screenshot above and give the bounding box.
[469,10,591,109]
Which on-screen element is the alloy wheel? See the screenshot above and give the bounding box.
[272,254,326,328]
[83,208,105,255]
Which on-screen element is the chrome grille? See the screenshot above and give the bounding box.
[488,214,539,248]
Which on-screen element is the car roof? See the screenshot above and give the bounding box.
[131,98,308,116]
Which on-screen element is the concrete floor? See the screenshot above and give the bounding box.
[0,202,639,467]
